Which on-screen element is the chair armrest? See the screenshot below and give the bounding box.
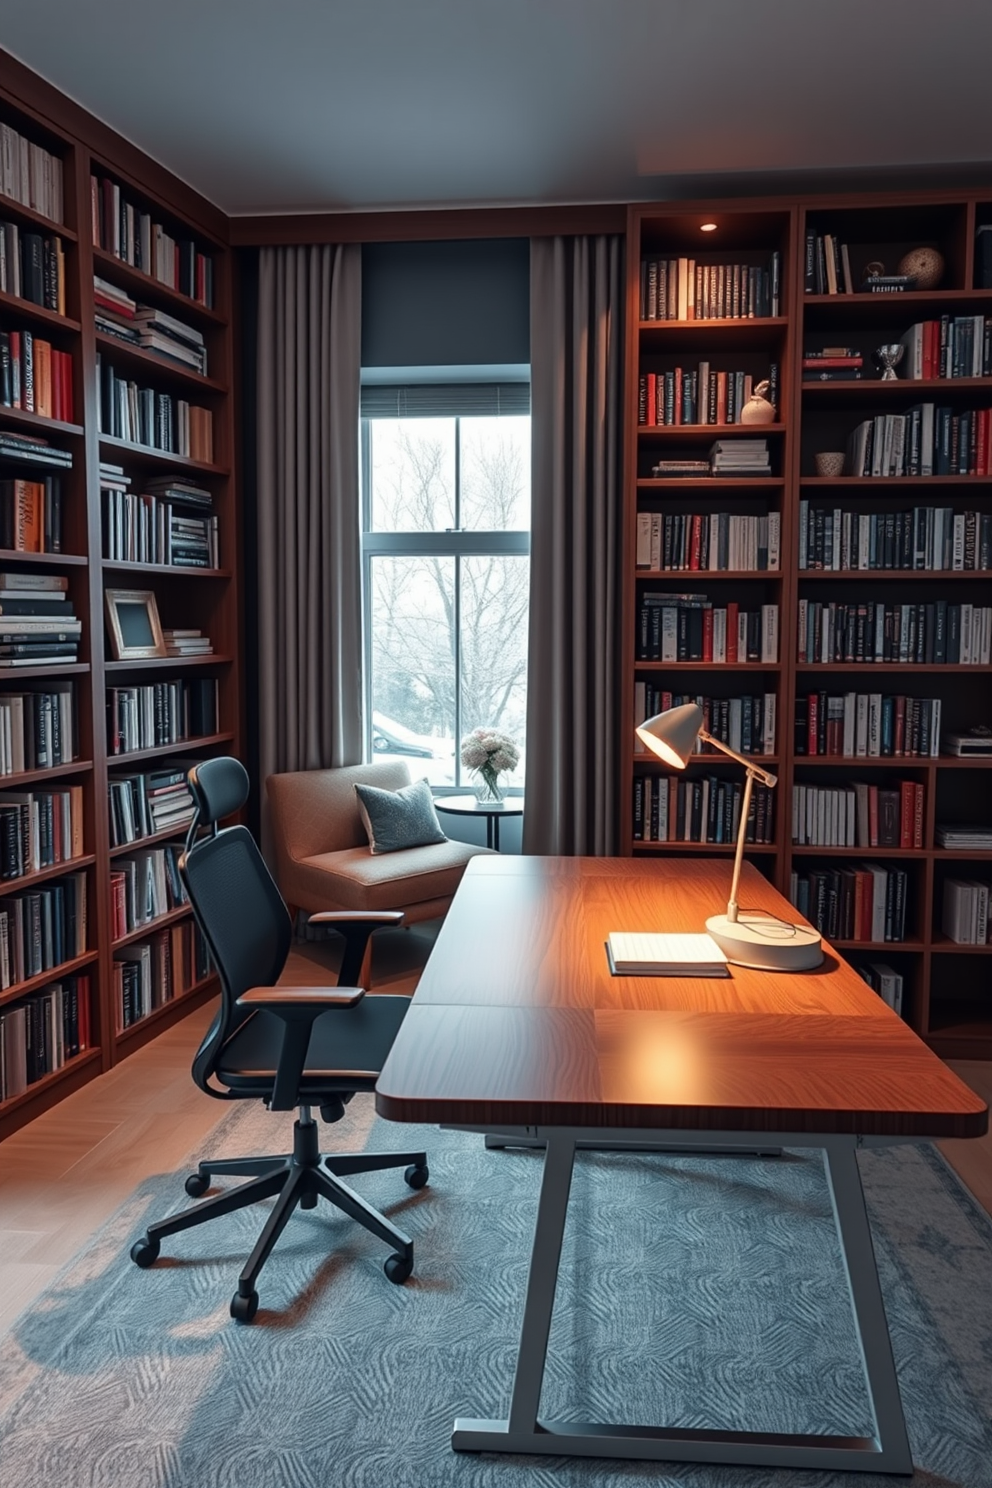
[235,985,365,1110]
[307,911,405,928]
[306,910,405,987]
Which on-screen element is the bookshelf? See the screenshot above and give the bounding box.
[624,192,992,1061]
[0,72,239,1138]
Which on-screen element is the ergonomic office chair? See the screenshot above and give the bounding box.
[129,757,428,1323]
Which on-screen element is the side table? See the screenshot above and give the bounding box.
[434,795,524,852]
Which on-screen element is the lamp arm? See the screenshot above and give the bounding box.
[697,729,777,788]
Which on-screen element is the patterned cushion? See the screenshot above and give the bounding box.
[354,777,448,855]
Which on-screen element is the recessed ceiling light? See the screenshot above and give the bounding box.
[700,222,718,233]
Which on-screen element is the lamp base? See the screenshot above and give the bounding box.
[705,912,824,972]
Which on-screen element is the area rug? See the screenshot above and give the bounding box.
[1,1098,991,1488]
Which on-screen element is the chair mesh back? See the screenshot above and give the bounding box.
[181,825,293,1087]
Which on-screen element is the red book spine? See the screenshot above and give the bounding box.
[893,696,906,755]
[689,514,702,570]
[977,407,990,478]
[923,320,937,380]
[914,783,925,849]
[702,605,714,661]
[642,373,656,427]
[899,781,914,849]
[807,692,818,755]
[726,602,739,663]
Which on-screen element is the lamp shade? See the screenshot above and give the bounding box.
[635,702,703,769]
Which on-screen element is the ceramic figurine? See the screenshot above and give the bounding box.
[740,380,776,424]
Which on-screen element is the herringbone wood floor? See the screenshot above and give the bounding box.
[2,922,990,1341]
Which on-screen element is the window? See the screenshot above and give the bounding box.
[360,386,530,789]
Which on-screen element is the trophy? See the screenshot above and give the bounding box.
[873,343,905,381]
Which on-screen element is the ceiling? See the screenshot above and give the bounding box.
[3,0,992,218]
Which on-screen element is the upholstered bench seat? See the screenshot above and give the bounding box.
[295,839,486,914]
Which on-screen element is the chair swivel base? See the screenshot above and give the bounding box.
[130,1114,428,1322]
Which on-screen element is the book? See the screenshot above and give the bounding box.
[605,931,729,976]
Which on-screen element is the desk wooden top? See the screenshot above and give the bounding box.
[376,857,988,1139]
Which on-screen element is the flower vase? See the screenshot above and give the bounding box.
[476,769,504,803]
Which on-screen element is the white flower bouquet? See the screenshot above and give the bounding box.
[460,728,520,801]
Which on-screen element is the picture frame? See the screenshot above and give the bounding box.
[105,589,167,660]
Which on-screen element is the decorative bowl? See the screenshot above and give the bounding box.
[814,451,846,478]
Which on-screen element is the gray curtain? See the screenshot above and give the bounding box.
[256,244,363,837]
[523,235,624,856]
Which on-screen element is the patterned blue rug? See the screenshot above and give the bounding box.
[1,1097,991,1488]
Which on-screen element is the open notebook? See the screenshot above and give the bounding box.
[606,932,730,977]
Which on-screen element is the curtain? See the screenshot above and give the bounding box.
[523,235,624,856]
[255,244,363,842]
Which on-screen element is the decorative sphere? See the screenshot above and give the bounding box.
[897,246,944,290]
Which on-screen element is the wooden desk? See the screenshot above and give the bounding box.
[376,856,988,1473]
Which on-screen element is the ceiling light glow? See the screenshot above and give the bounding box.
[700,222,718,232]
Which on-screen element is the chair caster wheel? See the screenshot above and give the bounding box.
[404,1162,429,1190]
[130,1236,160,1268]
[230,1290,259,1323]
[184,1171,209,1198]
[384,1252,413,1284]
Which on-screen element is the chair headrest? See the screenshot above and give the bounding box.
[188,757,249,826]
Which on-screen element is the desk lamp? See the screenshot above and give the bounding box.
[636,702,823,971]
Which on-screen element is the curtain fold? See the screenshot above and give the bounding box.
[523,235,624,856]
[255,244,363,843]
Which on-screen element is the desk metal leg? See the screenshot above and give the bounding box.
[452,1128,913,1473]
[490,816,500,851]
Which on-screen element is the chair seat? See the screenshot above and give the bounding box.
[294,839,491,912]
[217,994,411,1097]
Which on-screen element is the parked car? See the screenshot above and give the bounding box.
[371,713,445,759]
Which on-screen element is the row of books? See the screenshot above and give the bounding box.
[639,254,781,321]
[0,329,73,421]
[93,277,208,375]
[794,693,942,759]
[0,785,84,879]
[0,578,78,669]
[0,684,75,775]
[797,600,992,667]
[97,359,214,461]
[802,236,916,296]
[110,843,187,939]
[109,765,195,847]
[899,318,992,380]
[652,438,773,479]
[791,780,924,850]
[633,686,777,757]
[637,365,777,427]
[114,921,210,1033]
[942,879,991,945]
[844,407,992,478]
[0,977,90,1104]
[0,872,88,988]
[0,429,71,470]
[102,486,218,568]
[0,476,63,553]
[0,124,64,223]
[90,174,214,308]
[791,864,910,943]
[107,678,219,755]
[632,775,775,845]
[798,504,992,572]
[856,962,905,1017]
[636,510,780,573]
[0,222,66,312]
[637,594,779,664]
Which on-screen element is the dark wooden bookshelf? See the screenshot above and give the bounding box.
[625,190,992,1058]
[0,65,239,1139]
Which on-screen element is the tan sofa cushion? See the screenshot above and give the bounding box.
[291,839,486,913]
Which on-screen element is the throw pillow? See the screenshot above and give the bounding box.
[354,778,448,855]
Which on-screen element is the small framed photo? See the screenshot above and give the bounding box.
[105,589,166,660]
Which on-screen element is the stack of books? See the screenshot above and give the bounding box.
[0,475,64,552]
[0,222,66,313]
[0,572,79,668]
[803,347,863,382]
[108,764,195,847]
[942,878,991,944]
[0,429,72,470]
[709,439,772,477]
[650,458,710,479]
[93,276,138,340]
[943,727,992,757]
[163,628,212,658]
[935,824,992,851]
[133,306,207,375]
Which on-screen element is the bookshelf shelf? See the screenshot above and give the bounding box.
[636,569,780,581]
[797,663,992,674]
[93,332,228,394]
[0,289,81,333]
[0,405,84,437]
[112,902,192,948]
[802,377,991,397]
[638,423,788,440]
[0,63,239,1139]
[0,192,77,239]
[0,951,101,1011]
[109,824,191,857]
[802,476,992,488]
[92,247,227,326]
[799,570,990,581]
[636,661,780,672]
[0,854,95,897]
[97,434,228,475]
[632,841,778,855]
[638,478,786,491]
[638,317,788,351]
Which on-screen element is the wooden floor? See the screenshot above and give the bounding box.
[1,921,991,1341]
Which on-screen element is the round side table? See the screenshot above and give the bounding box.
[434,795,524,852]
